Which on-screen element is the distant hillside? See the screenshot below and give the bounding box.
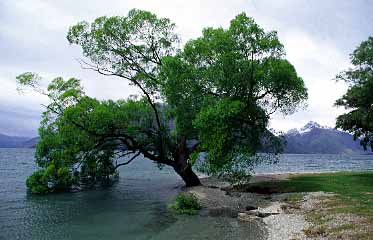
[20,137,39,148]
[284,121,364,154]
[0,122,365,153]
[0,134,38,148]
[0,134,30,148]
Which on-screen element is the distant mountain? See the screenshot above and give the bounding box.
[0,134,38,148]
[0,134,30,148]
[0,121,365,154]
[284,121,364,154]
[20,137,39,148]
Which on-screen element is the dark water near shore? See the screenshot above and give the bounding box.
[1,149,373,240]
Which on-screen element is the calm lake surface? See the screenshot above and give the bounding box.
[1,148,373,240]
[0,148,264,240]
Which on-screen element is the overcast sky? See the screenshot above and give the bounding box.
[1,0,372,136]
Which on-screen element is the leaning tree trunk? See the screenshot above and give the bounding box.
[172,136,201,187]
[174,164,201,187]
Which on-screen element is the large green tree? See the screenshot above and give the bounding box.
[19,9,307,193]
[335,37,373,151]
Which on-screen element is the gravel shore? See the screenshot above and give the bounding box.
[185,175,326,240]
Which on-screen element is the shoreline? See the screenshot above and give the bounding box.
[185,175,310,240]
[185,171,373,240]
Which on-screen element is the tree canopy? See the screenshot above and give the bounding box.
[335,37,373,151]
[19,9,307,193]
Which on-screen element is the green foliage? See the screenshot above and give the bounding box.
[169,192,201,215]
[160,12,307,176]
[25,165,73,194]
[19,75,160,192]
[16,72,38,84]
[335,37,373,151]
[66,9,178,95]
[19,9,307,192]
[26,170,49,194]
[44,164,73,191]
[56,167,73,189]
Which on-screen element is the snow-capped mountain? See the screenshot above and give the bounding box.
[299,121,322,133]
[283,121,364,154]
[287,121,336,135]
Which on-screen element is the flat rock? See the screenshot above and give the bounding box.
[237,212,259,222]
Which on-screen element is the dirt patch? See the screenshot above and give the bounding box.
[235,183,290,194]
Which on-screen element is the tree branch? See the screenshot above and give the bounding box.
[114,151,141,170]
[77,58,166,162]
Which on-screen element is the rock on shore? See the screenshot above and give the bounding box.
[185,176,320,240]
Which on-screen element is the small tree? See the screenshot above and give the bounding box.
[19,9,307,193]
[335,37,373,151]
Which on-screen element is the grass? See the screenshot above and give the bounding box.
[246,171,373,238]
[284,193,304,203]
[281,171,373,218]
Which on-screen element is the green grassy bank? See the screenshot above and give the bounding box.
[248,171,373,239]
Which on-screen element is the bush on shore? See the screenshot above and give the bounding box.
[169,192,201,215]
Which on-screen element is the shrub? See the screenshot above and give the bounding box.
[55,167,73,190]
[169,192,201,215]
[26,170,49,194]
[26,165,73,194]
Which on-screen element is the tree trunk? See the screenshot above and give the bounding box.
[172,136,201,187]
[174,164,201,187]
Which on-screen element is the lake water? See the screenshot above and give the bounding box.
[0,149,264,240]
[254,153,373,174]
[1,149,373,240]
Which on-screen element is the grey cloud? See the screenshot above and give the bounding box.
[0,105,41,137]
